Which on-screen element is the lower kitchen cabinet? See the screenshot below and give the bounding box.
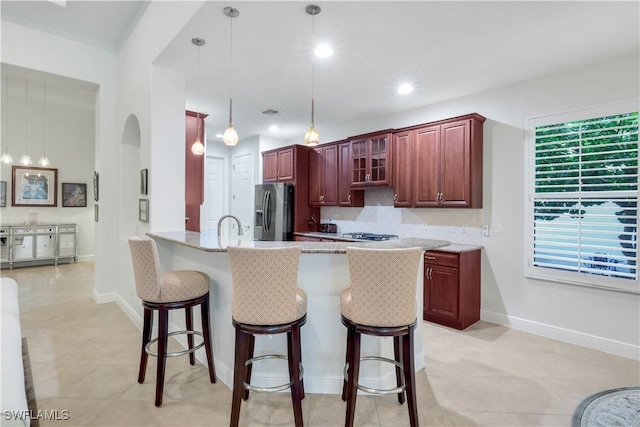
[423,249,480,330]
[1,224,78,269]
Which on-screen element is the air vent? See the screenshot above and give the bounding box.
[261,108,285,116]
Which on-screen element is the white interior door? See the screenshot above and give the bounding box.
[203,156,226,232]
[231,153,253,236]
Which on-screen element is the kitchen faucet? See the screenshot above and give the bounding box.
[218,214,244,237]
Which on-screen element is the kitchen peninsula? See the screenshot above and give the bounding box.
[148,230,450,394]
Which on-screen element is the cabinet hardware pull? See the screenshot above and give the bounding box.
[394,193,398,202]
[347,194,351,202]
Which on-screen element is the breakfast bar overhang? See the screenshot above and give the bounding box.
[148,231,449,394]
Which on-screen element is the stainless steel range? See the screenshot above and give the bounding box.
[342,232,399,241]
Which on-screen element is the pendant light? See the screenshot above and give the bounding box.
[304,4,321,146]
[190,37,206,155]
[38,82,50,166]
[222,6,239,146]
[19,79,32,166]
[1,75,13,164]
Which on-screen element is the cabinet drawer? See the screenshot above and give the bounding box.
[35,227,56,234]
[424,251,458,267]
[12,228,33,235]
[58,226,77,233]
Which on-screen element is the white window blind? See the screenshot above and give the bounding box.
[526,102,639,293]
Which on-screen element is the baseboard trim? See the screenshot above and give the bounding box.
[92,289,116,304]
[481,309,640,361]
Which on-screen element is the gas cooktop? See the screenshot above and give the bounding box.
[342,232,399,241]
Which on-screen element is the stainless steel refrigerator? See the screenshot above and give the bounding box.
[254,183,294,241]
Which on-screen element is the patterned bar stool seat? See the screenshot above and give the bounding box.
[128,236,216,406]
[341,247,423,427]
[227,246,306,427]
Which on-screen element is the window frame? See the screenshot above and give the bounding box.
[524,99,640,294]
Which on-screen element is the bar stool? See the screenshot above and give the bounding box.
[227,246,306,427]
[341,247,423,427]
[128,237,216,406]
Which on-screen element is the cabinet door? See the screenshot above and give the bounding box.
[441,119,472,207]
[277,147,295,182]
[351,139,368,186]
[393,131,412,207]
[424,263,459,320]
[308,148,323,205]
[58,233,76,257]
[413,125,440,207]
[12,234,34,261]
[369,134,391,186]
[293,235,322,242]
[338,142,364,207]
[322,144,338,205]
[263,151,279,182]
[35,234,56,259]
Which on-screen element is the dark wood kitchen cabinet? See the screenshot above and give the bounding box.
[423,249,481,330]
[185,110,208,232]
[263,146,295,182]
[393,113,485,208]
[309,143,339,206]
[350,131,393,188]
[338,142,364,207]
[261,144,320,233]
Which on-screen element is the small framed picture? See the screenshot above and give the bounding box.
[139,199,149,223]
[12,166,58,207]
[94,204,99,222]
[140,168,148,195]
[62,183,87,207]
[0,181,6,207]
[93,171,99,201]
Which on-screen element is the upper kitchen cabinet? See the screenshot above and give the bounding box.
[349,131,393,188]
[263,146,295,182]
[394,113,485,208]
[338,142,364,207]
[185,110,208,232]
[309,143,338,206]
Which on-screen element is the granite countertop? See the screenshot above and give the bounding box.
[148,231,451,254]
[293,232,362,242]
[434,244,483,253]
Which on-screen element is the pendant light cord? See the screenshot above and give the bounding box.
[196,41,201,134]
[229,13,233,125]
[3,75,7,155]
[43,82,47,156]
[311,13,315,126]
[24,79,28,155]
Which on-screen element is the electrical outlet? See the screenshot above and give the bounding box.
[482,225,490,237]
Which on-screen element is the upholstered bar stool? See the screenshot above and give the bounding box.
[128,237,216,406]
[341,247,423,427]
[227,246,306,427]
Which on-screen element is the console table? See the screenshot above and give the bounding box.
[0,224,78,269]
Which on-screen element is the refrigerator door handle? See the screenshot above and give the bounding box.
[265,190,272,233]
[261,190,269,232]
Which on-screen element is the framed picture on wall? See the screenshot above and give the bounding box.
[0,181,6,207]
[62,183,87,207]
[93,171,99,201]
[139,198,149,223]
[140,168,148,195]
[95,204,99,222]
[12,166,58,207]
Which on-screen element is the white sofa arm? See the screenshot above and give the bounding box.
[1,278,30,427]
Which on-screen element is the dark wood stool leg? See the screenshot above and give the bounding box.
[200,294,216,383]
[297,327,305,401]
[138,307,153,383]
[231,327,248,427]
[345,329,361,427]
[288,324,304,427]
[403,326,419,427]
[341,324,354,401]
[155,308,169,406]
[394,335,406,404]
[185,306,195,365]
[243,333,255,401]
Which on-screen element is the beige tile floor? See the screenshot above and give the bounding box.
[3,261,639,426]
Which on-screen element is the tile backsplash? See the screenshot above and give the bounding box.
[321,189,482,245]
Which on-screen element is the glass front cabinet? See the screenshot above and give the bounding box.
[1,224,78,269]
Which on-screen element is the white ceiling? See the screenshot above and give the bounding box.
[2,1,639,142]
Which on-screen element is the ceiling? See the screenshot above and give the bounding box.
[2,1,639,143]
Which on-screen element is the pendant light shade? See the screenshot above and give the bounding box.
[1,75,13,164]
[191,37,206,155]
[20,79,32,165]
[305,4,321,146]
[39,82,50,166]
[222,7,239,147]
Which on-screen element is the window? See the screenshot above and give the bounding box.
[526,100,639,293]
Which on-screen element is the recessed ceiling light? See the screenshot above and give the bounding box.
[269,125,279,132]
[398,84,413,94]
[215,133,223,138]
[315,43,333,58]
